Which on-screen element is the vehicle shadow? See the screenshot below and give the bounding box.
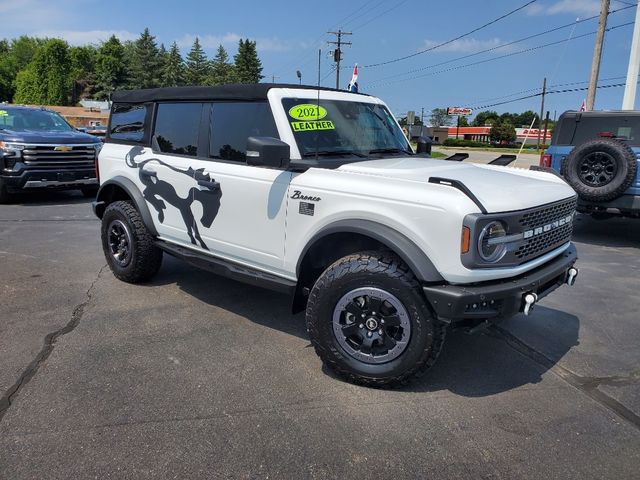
[7,189,91,206]
[572,213,640,249]
[150,256,580,398]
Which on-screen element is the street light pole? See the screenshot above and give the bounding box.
[622,1,640,109]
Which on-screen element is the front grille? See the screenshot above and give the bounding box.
[21,145,96,168]
[514,197,577,262]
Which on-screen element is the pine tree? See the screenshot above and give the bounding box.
[129,28,161,89]
[209,44,235,85]
[162,41,184,87]
[233,39,263,84]
[184,37,209,86]
[94,35,127,99]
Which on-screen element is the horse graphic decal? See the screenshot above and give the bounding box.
[125,146,222,250]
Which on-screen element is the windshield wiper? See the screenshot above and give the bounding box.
[367,147,413,156]
[303,150,367,158]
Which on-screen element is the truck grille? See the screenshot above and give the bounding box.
[514,197,577,262]
[22,145,97,168]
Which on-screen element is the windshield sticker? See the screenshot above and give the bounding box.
[0,110,8,116]
[291,120,335,132]
[288,104,327,121]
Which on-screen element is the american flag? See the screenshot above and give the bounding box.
[579,99,586,112]
[348,64,358,93]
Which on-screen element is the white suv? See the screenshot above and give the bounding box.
[93,84,578,387]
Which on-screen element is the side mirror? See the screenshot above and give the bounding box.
[246,136,290,169]
[416,136,433,155]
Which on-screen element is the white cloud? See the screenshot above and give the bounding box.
[33,29,138,46]
[419,37,508,53]
[527,0,601,17]
[177,33,296,53]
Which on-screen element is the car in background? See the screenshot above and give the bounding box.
[541,111,639,218]
[0,105,102,203]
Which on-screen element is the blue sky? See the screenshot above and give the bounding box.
[1,0,638,121]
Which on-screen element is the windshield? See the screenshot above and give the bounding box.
[282,98,411,157]
[0,108,74,132]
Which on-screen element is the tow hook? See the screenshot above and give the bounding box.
[566,267,579,286]
[523,292,538,316]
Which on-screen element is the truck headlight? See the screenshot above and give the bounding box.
[478,221,508,263]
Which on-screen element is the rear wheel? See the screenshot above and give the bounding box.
[0,179,11,204]
[306,251,446,388]
[101,200,163,283]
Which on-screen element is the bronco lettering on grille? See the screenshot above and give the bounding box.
[522,214,573,239]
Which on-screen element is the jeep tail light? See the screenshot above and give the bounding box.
[461,226,470,254]
[540,153,551,168]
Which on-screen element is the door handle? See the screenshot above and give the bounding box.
[198,179,220,191]
[140,169,157,178]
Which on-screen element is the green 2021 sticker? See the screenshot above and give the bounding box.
[288,104,327,121]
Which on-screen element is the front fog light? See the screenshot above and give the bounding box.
[478,221,508,262]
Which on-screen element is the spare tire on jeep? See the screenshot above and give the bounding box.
[561,138,637,202]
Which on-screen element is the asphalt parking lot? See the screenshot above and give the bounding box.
[1,190,639,479]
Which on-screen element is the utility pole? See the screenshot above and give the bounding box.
[421,107,424,125]
[586,0,610,111]
[622,1,640,109]
[270,74,280,83]
[328,29,352,89]
[537,77,547,149]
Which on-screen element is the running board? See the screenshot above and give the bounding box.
[155,240,297,295]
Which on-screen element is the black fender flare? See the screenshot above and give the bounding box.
[297,219,444,283]
[94,176,158,237]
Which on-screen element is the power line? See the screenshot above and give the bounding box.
[361,0,539,68]
[364,4,634,84]
[367,22,633,89]
[350,0,411,31]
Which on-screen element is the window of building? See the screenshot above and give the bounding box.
[153,103,203,156]
[209,102,279,162]
[109,103,149,142]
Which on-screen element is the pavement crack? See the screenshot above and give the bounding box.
[490,325,640,431]
[0,264,107,423]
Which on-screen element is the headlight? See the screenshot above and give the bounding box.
[478,221,508,263]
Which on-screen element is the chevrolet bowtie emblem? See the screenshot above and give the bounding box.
[54,145,73,152]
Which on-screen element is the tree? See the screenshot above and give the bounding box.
[209,44,235,85]
[185,37,210,85]
[162,41,184,87]
[472,110,499,126]
[69,45,97,102]
[0,36,43,102]
[428,108,452,127]
[94,35,127,100]
[14,39,71,105]
[489,121,517,144]
[458,116,469,127]
[129,28,161,89]
[233,39,263,83]
[398,116,423,127]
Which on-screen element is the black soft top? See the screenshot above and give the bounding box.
[111,83,365,103]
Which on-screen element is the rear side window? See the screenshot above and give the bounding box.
[209,102,278,162]
[109,103,148,142]
[559,115,640,146]
[154,102,203,156]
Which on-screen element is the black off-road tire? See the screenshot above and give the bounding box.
[101,200,163,283]
[561,138,637,202]
[0,179,11,204]
[306,251,446,388]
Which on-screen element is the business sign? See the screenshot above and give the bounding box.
[447,107,473,116]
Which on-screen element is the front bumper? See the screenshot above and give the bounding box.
[1,168,97,191]
[423,244,578,321]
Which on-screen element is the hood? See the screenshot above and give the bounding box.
[0,129,100,144]
[337,157,576,213]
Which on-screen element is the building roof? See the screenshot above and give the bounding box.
[111,83,367,103]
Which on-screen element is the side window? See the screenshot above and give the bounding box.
[109,103,148,142]
[210,102,279,162]
[154,102,203,156]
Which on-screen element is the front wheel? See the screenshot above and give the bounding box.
[101,200,163,283]
[306,251,446,388]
